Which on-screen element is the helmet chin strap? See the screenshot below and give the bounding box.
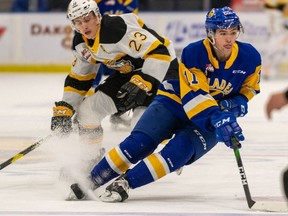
[207,31,226,58]
[92,14,102,39]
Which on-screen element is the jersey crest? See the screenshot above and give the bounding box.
[106,59,134,73]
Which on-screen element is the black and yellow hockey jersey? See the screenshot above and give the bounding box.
[63,13,176,110]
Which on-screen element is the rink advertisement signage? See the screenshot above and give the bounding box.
[0,13,74,64]
[141,12,270,53]
[22,14,74,63]
[0,15,12,61]
[141,12,207,48]
[29,21,73,49]
[0,12,283,66]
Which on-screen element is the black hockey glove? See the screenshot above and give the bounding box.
[51,101,75,136]
[117,74,152,112]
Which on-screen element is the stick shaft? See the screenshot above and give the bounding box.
[233,146,256,208]
[0,135,52,170]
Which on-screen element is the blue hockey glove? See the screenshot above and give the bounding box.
[219,95,248,117]
[211,111,245,148]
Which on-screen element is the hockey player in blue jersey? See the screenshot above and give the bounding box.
[70,6,262,202]
[97,0,138,15]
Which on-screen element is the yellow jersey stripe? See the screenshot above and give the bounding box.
[137,17,145,28]
[68,72,96,81]
[123,0,133,6]
[157,89,182,104]
[107,147,130,173]
[163,38,171,47]
[64,86,87,96]
[240,86,256,101]
[225,43,239,69]
[143,40,163,59]
[146,53,171,62]
[203,39,219,69]
[146,154,167,179]
[185,96,218,119]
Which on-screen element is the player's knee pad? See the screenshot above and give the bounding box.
[78,91,117,126]
[119,132,157,164]
[160,132,195,170]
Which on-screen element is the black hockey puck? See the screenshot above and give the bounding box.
[70,183,85,200]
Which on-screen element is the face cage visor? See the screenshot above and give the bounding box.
[206,23,244,38]
[70,10,100,32]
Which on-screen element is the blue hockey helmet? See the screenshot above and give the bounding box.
[205,7,242,32]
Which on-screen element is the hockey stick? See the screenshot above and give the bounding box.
[0,134,53,170]
[231,137,288,212]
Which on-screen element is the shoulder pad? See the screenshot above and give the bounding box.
[100,15,127,43]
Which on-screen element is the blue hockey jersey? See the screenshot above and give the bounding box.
[96,0,138,15]
[156,38,261,132]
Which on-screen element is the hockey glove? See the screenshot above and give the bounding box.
[219,95,248,117]
[51,101,75,136]
[211,111,244,148]
[117,74,152,112]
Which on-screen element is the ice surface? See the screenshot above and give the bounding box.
[0,73,287,215]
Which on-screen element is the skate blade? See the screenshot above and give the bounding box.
[175,167,184,176]
[99,191,122,202]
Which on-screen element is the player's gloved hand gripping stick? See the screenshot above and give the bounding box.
[1,101,75,170]
[215,105,287,212]
[211,111,244,148]
[51,101,75,136]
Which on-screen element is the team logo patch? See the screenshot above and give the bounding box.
[208,9,215,18]
[205,63,214,74]
[72,1,78,8]
[81,48,91,60]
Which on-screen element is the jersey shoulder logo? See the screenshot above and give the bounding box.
[205,63,214,74]
[81,48,92,61]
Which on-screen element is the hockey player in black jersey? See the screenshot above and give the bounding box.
[87,0,139,128]
[50,0,178,198]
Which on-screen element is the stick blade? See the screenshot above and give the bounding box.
[252,201,288,212]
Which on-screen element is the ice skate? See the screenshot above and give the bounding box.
[99,175,129,202]
[64,147,105,201]
[175,166,184,175]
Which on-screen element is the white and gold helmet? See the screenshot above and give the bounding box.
[67,0,100,28]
